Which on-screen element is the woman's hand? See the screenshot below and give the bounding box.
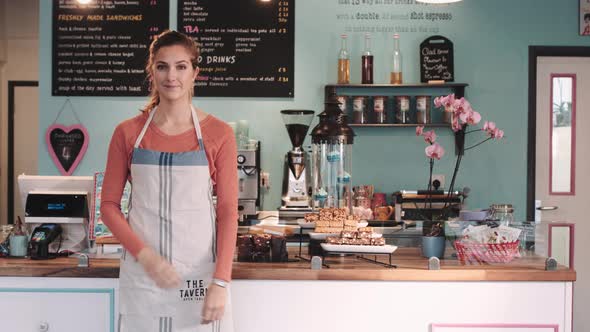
[201,283,227,324]
[136,247,181,289]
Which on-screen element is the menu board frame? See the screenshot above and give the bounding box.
[178,0,295,98]
[52,0,169,96]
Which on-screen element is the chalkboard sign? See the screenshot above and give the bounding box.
[52,0,169,96]
[178,0,295,97]
[419,36,454,83]
[46,124,89,176]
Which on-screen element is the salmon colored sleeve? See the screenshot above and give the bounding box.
[212,127,239,282]
[100,124,146,258]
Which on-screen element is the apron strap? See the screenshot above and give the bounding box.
[134,105,205,150]
[134,107,157,148]
[190,105,205,149]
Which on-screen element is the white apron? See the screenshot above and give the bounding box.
[118,106,233,332]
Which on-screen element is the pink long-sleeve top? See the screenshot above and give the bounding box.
[100,111,238,282]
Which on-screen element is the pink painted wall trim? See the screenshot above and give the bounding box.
[548,223,575,269]
[549,74,576,196]
[431,323,558,331]
[45,124,89,176]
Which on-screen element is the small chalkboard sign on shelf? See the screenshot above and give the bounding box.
[420,35,454,83]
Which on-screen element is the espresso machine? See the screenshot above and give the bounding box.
[278,110,315,222]
[237,142,261,224]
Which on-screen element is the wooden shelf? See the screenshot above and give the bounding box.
[324,83,468,155]
[325,83,468,99]
[326,83,468,89]
[349,123,450,128]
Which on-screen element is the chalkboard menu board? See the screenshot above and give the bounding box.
[52,0,169,96]
[178,0,295,97]
[419,35,454,83]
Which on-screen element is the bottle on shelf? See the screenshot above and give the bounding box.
[361,33,373,84]
[390,33,403,84]
[337,34,350,84]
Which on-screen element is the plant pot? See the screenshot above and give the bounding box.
[422,236,446,258]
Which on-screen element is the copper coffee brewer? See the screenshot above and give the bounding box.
[310,90,355,211]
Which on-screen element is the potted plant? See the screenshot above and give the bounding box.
[416,94,505,259]
[422,222,446,258]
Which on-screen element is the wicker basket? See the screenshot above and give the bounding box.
[454,240,520,264]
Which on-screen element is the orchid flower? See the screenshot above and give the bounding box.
[425,142,445,160]
[423,130,437,144]
[442,94,456,109]
[460,110,482,125]
[416,126,424,136]
[483,121,496,132]
[482,121,504,139]
[491,128,504,140]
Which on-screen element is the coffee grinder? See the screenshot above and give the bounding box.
[278,110,315,222]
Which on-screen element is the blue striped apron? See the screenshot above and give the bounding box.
[118,106,233,332]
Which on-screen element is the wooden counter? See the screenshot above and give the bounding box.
[0,248,575,281]
[0,256,119,278]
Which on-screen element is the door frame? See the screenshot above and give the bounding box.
[527,47,590,220]
[7,80,38,224]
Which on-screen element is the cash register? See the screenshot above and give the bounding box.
[18,175,94,259]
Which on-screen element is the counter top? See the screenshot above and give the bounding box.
[0,248,575,281]
[0,255,120,278]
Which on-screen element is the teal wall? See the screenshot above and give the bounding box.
[38,0,590,220]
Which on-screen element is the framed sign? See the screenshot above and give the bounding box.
[420,35,454,83]
[581,0,590,35]
[178,0,295,97]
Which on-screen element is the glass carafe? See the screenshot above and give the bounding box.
[312,141,352,210]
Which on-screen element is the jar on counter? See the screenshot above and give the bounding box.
[489,204,515,226]
[371,192,387,211]
[336,95,348,113]
[353,186,371,209]
[372,96,388,124]
[352,96,369,124]
[416,95,431,124]
[395,95,411,124]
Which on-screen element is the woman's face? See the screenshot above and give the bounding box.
[152,45,198,103]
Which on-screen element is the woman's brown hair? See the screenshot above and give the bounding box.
[142,30,200,112]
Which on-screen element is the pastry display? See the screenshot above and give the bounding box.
[326,228,385,246]
[238,234,288,262]
[307,208,362,233]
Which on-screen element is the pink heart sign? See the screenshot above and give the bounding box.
[45,124,89,176]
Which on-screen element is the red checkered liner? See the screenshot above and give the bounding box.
[454,240,520,264]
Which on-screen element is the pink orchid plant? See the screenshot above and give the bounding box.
[433,94,483,132]
[415,93,505,224]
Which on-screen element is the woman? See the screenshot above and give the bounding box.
[101,30,238,331]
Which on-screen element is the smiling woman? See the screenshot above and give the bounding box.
[100,30,238,331]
